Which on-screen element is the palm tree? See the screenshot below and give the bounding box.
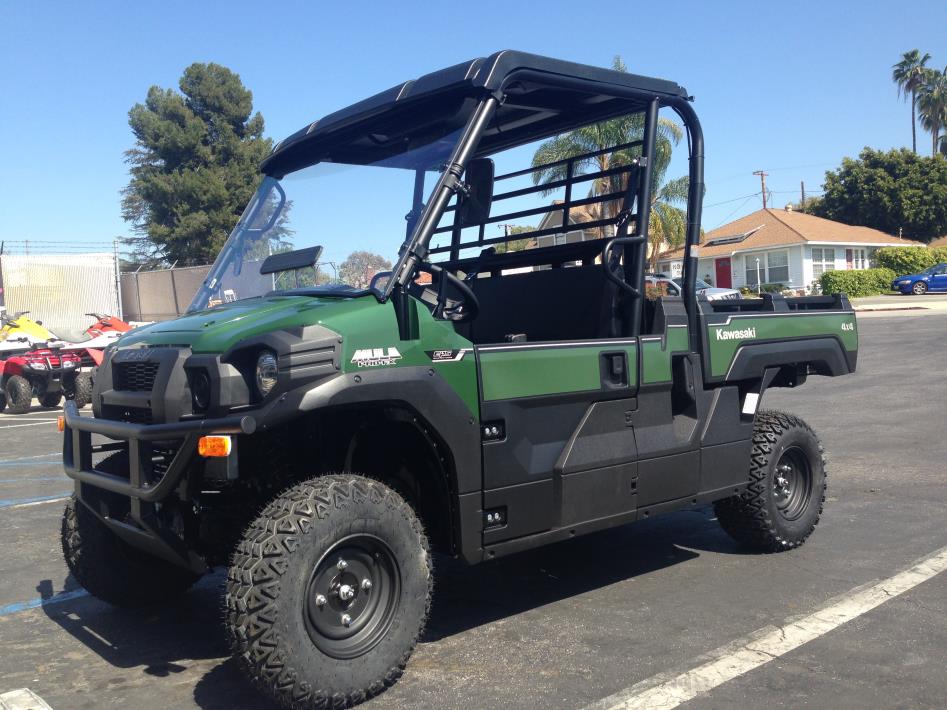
[530,56,688,269]
[916,66,947,157]
[892,50,931,153]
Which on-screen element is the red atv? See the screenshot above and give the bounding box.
[0,345,91,414]
[60,313,133,368]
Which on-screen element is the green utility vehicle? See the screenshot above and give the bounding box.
[62,52,858,709]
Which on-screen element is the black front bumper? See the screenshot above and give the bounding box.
[62,401,257,572]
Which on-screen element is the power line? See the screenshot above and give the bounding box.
[712,195,757,229]
[704,192,760,208]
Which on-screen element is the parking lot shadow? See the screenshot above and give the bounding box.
[35,507,736,708]
[38,572,278,708]
[423,507,735,641]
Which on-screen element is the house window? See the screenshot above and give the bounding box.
[853,248,867,269]
[812,247,836,280]
[744,250,789,286]
[767,251,789,283]
[745,255,762,286]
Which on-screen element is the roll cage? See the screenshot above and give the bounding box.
[263,50,705,346]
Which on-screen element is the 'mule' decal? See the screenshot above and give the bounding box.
[351,347,402,367]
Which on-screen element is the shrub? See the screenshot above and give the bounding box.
[875,246,947,275]
[738,283,783,295]
[820,268,897,297]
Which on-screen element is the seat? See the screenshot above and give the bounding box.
[462,264,624,344]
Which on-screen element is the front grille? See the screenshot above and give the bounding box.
[113,362,159,391]
[101,404,153,424]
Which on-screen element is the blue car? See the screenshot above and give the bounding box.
[892,263,947,295]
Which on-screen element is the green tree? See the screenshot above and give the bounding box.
[530,56,688,270]
[917,66,947,157]
[892,49,931,153]
[121,63,276,266]
[339,251,392,289]
[494,224,536,253]
[811,148,947,241]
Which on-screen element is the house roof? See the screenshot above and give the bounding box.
[659,208,923,261]
[537,200,604,231]
[929,235,947,248]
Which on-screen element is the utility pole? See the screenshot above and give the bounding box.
[753,170,769,209]
[800,181,806,212]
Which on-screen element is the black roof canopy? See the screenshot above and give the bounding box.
[262,51,691,177]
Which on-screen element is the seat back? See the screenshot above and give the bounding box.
[463,264,619,344]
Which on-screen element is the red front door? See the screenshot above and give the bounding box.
[715,257,732,288]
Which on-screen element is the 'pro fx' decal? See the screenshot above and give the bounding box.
[426,349,465,362]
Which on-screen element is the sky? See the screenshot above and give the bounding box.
[1,0,944,260]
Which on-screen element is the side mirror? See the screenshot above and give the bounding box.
[457,158,494,227]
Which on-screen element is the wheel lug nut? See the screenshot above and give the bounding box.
[315,594,327,607]
[361,578,372,591]
[341,613,352,626]
[337,558,348,571]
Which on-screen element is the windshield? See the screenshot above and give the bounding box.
[188,130,461,312]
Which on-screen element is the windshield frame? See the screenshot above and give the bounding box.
[187,114,484,313]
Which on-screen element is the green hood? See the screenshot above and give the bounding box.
[117,295,378,353]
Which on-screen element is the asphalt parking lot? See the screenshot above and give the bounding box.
[1,312,945,710]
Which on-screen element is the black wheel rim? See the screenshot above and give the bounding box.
[772,446,812,521]
[303,534,401,660]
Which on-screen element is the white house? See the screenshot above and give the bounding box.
[657,207,923,292]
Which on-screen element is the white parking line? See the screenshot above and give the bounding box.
[0,421,59,430]
[3,496,69,510]
[585,545,947,710]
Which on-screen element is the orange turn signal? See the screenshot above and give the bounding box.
[198,435,232,458]
[57,416,65,433]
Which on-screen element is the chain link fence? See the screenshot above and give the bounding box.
[0,250,121,338]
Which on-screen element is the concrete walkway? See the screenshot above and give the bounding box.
[851,293,947,312]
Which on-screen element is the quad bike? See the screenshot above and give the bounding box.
[0,345,90,414]
[60,313,133,368]
[0,309,58,355]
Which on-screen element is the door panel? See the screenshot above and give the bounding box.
[477,339,638,540]
[478,342,636,401]
[715,258,732,288]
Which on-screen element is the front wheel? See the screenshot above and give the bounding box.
[61,453,200,607]
[225,474,432,709]
[912,281,928,295]
[40,391,63,408]
[4,375,33,414]
[714,410,826,551]
[67,372,93,408]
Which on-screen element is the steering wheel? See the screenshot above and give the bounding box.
[410,263,480,323]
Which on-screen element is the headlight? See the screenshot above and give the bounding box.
[899,280,912,285]
[190,370,212,412]
[29,362,47,370]
[62,360,77,368]
[255,350,278,397]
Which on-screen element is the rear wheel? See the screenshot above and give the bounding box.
[40,391,63,408]
[714,410,826,551]
[226,474,432,709]
[0,390,6,413]
[4,375,33,414]
[912,281,928,295]
[61,453,200,607]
